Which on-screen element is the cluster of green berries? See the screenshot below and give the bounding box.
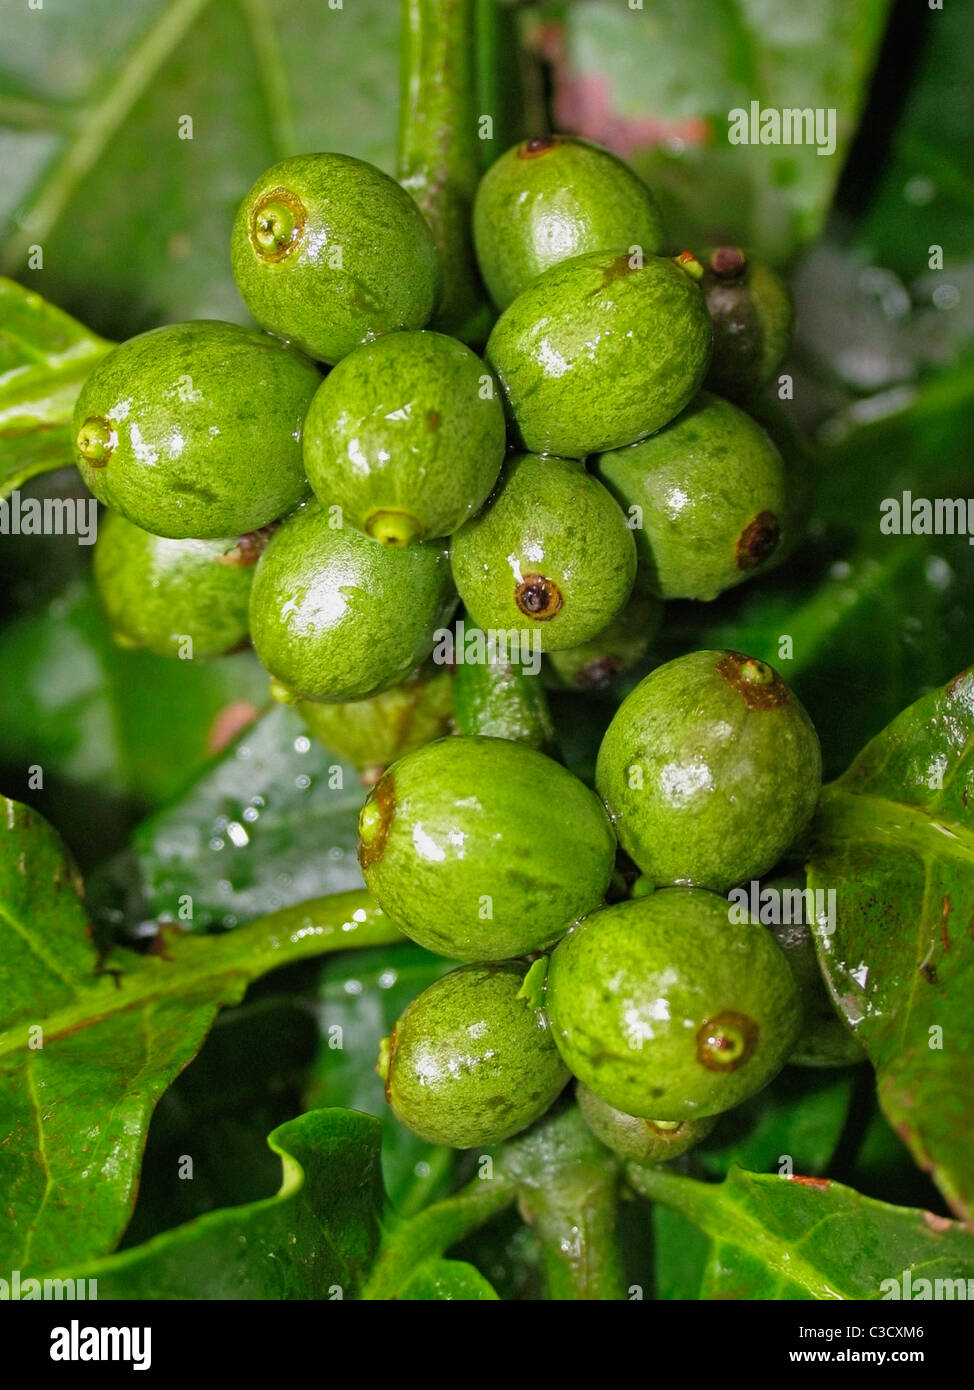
[73,135,793,685]
[366,647,847,1154]
[70,132,847,1160]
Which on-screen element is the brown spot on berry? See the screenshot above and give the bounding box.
[736,511,780,571]
[427,410,441,430]
[515,573,563,620]
[358,773,396,869]
[787,1174,830,1189]
[518,136,562,158]
[591,251,639,296]
[710,247,748,279]
[716,651,790,709]
[695,1010,757,1072]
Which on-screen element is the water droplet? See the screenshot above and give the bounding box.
[227,821,249,848]
[344,979,363,996]
[413,1161,431,1179]
[933,284,959,310]
[294,736,311,754]
[209,837,225,851]
[243,806,259,823]
[378,970,398,989]
[295,774,311,790]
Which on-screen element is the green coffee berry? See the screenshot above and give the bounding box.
[302,330,506,543]
[293,663,454,784]
[249,502,456,702]
[450,454,637,653]
[73,322,319,539]
[231,153,441,365]
[544,593,661,693]
[576,1083,716,1163]
[473,135,666,310]
[593,391,788,601]
[92,509,260,659]
[748,873,864,1068]
[378,960,569,1149]
[596,650,822,893]
[701,247,794,400]
[485,250,712,458]
[358,734,616,961]
[546,888,803,1119]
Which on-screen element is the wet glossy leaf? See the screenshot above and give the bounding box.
[0,0,401,339]
[523,0,891,262]
[0,793,397,1271]
[807,670,974,1224]
[0,580,270,862]
[0,278,111,496]
[399,1258,499,1300]
[88,702,367,934]
[65,1109,384,1298]
[630,1164,974,1299]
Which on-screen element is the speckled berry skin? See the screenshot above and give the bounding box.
[73,321,319,539]
[596,650,822,892]
[302,331,506,543]
[593,391,788,601]
[485,250,712,457]
[473,135,666,309]
[249,502,457,702]
[450,454,637,653]
[93,509,258,659]
[231,153,440,365]
[544,593,661,693]
[380,961,569,1149]
[546,889,802,1119]
[358,734,616,961]
[576,1084,716,1162]
[700,247,794,400]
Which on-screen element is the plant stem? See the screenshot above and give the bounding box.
[499,1105,629,1300]
[360,1170,517,1299]
[398,0,491,342]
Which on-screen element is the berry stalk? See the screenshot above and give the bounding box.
[398,0,491,342]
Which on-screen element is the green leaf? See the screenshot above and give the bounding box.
[361,1171,517,1300]
[807,671,974,1225]
[651,1205,710,1301]
[64,1109,384,1299]
[89,701,369,933]
[0,278,111,496]
[0,579,270,862]
[697,1069,857,1180]
[629,1163,974,1300]
[853,2,974,277]
[399,1258,499,1300]
[0,0,401,339]
[121,997,319,1246]
[661,361,974,778]
[304,943,455,1216]
[523,0,892,262]
[0,793,400,1271]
